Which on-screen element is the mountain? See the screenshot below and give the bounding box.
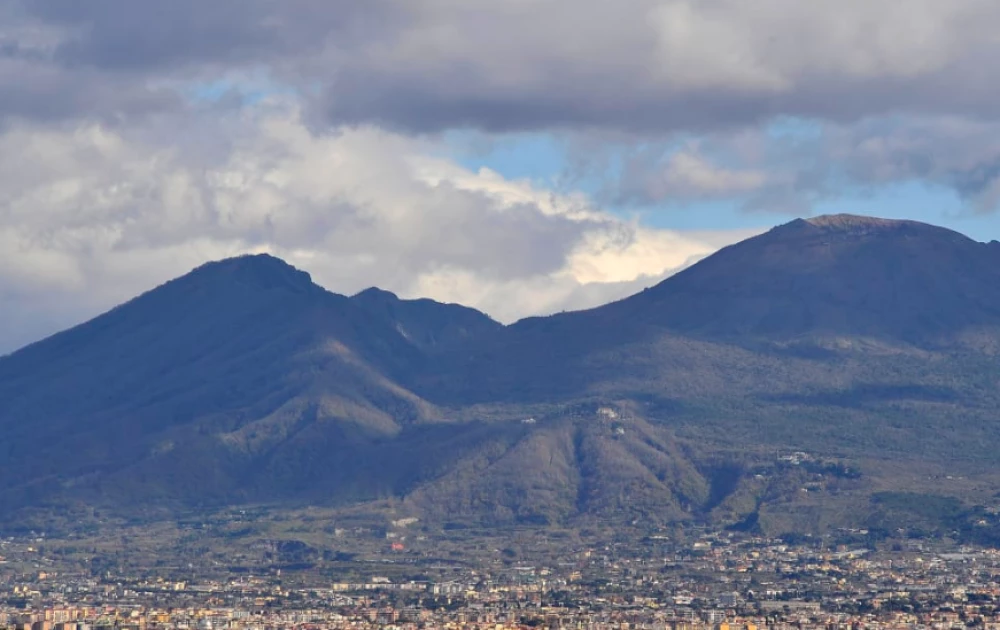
[609,214,1000,342]
[0,255,499,513]
[4,216,1000,537]
[424,214,1000,398]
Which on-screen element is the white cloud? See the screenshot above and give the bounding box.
[0,106,751,353]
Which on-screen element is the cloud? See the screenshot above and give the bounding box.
[826,118,1000,213]
[0,105,749,353]
[294,0,1000,133]
[617,149,770,203]
[21,0,394,72]
[770,117,1000,214]
[587,116,1000,215]
[3,0,1000,133]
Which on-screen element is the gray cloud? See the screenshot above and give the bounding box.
[0,0,390,124]
[0,60,182,125]
[303,0,1000,133]
[2,0,1000,133]
[19,0,387,70]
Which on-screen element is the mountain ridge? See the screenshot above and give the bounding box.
[4,214,1000,536]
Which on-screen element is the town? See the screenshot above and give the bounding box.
[4,527,1000,630]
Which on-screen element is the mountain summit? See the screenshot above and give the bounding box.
[803,213,919,230]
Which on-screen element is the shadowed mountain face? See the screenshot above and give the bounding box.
[4,216,1000,533]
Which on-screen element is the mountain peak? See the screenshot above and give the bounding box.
[353,287,400,303]
[184,253,315,293]
[773,213,967,239]
[805,213,904,229]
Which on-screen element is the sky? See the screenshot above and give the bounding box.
[4,0,1000,353]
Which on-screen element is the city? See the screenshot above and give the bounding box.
[4,528,1000,630]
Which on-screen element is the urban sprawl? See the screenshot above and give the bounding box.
[4,529,1000,630]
